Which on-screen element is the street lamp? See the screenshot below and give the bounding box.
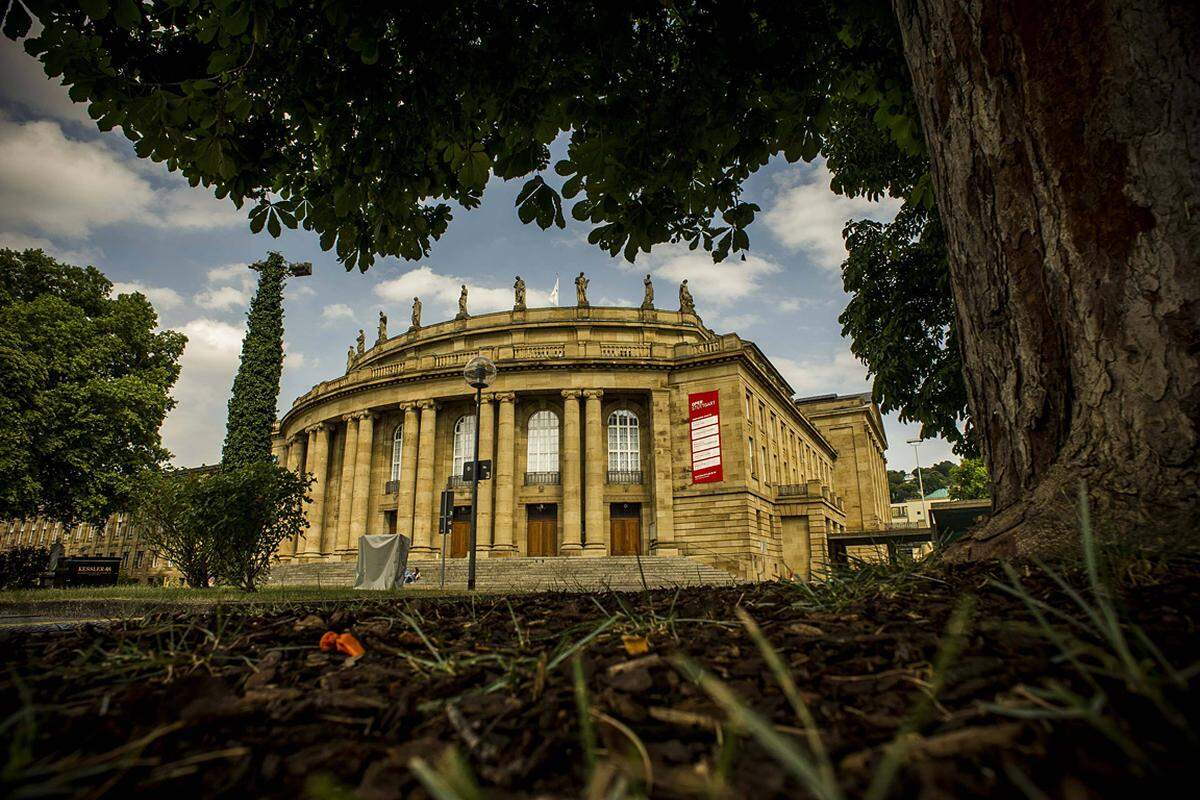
[463,355,497,591]
[906,438,927,526]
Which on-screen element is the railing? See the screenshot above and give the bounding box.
[433,352,474,368]
[607,470,644,485]
[600,343,651,359]
[372,364,404,378]
[446,475,469,489]
[694,340,721,354]
[524,471,561,485]
[777,484,808,497]
[384,480,399,495]
[513,344,565,360]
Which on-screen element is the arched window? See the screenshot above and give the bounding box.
[607,410,640,471]
[390,424,404,481]
[453,415,477,478]
[526,410,560,473]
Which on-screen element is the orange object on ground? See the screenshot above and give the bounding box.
[319,630,365,658]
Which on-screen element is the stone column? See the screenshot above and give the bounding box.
[349,411,375,547]
[492,392,517,555]
[335,414,359,555]
[300,423,330,559]
[412,400,439,553]
[582,389,606,556]
[650,390,679,555]
[560,389,583,554]
[475,393,495,555]
[280,435,305,559]
[398,402,420,538]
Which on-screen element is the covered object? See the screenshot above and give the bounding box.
[354,534,410,590]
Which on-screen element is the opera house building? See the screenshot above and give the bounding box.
[271,287,891,582]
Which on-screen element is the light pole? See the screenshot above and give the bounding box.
[907,438,927,526]
[462,355,497,591]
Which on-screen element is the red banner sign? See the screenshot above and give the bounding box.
[688,390,723,484]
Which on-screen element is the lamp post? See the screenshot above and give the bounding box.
[906,438,927,526]
[463,355,497,591]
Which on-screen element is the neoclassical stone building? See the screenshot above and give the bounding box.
[272,292,889,580]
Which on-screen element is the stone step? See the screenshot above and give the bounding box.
[268,555,737,591]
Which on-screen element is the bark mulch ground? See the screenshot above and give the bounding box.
[2,556,1197,799]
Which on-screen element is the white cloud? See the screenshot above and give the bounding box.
[193,262,254,311]
[632,244,782,313]
[160,318,245,466]
[0,116,241,241]
[770,348,871,398]
[374,265,555,320]
[0,230,101,264]
[762,160,902,271]
[194,284,250,311]
[111,280,184,312]
[0,35,92,126]
[321,303,355,324]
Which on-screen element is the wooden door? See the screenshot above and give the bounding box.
[610,503,641,555]
[526,504,558,556]
[449,506,470,558]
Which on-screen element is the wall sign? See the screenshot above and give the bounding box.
[688,390,723,483]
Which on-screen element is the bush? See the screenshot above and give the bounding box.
[129,468,213,588]
[188,461,311,592]
[0,546,50,589]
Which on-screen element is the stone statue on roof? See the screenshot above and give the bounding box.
[514,276,526,311]
[376,310,388,344]
[575,271,589,307]
[456,285,470,319]
[641,273,654,310]
[679,279,695,314]
[410,297,422,330]
[346,345,356,372]
[355,329,366,355]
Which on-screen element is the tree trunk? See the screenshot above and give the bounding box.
[892,0,1200,557]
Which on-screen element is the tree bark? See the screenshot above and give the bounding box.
[892,0,1200,557]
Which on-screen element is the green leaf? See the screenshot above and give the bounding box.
[78,0,110,21]
[2,1,33,39]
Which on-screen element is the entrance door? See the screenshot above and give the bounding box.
[610,503,642,555]
[526,504,558,556]
[449,506,471,558]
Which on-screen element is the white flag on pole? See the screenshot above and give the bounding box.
[549,274,559,306]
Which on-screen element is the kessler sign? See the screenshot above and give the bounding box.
[688,390,723,483]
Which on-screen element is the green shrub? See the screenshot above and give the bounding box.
[0,546,50,589]
[187,462,311,592]
[129,468,213,588]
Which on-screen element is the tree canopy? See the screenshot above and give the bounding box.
[0,249,186,525]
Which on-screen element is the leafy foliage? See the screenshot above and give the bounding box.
[0,249,186,525]
[887,469,920,503]
[948,458,989,500]
[187,461,311,592]
[888,460,956,501]
[221,253,287,468]
[128,467,213,588]
[0,545,50,589]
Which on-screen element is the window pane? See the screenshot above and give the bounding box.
[606,410,639,472]
[453,415,477,476]
[526,410,560,472]
[390,424,404,481]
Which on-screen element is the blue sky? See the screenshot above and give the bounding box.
[0,36,957,475]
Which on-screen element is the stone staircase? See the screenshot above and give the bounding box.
[268,555,737,592]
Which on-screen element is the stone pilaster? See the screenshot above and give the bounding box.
[492,392,517,555]
[475,393,495,555]
[335,414,359,555]
[280,435,305,560]
[650,390,679,555]
[582,389,606,555]
[349,411,375,547]
[412,400,439,553]
[560,389,583,554]
[398,402,420,538]
[300,423,330,559]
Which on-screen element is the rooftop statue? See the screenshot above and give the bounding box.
[355,328,366,355]
[641,273,654,310]
[514,276,526,311]
[346,345,356,373]
[410,296,422,330]
[456,284,469,319]
[376,310,388,345]
[575,271,589,307]
[679,279,695,314]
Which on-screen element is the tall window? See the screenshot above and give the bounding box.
[390,424,404,481]
[453,415,477,477]
[527,410,560,472]
[607,410,640,471]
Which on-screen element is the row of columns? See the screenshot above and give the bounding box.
[280,387,675,559]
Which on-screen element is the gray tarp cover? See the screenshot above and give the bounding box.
[354,534,410,590]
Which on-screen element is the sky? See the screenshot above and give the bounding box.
[0,35,957,475]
